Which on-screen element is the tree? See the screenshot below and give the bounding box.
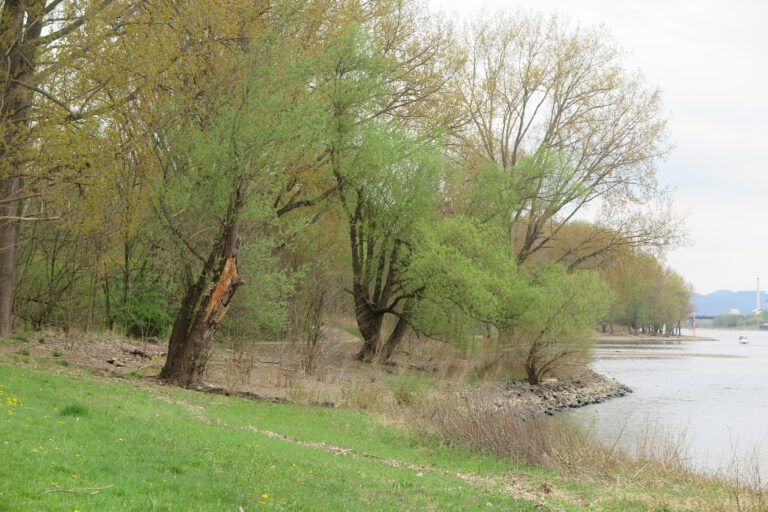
[601,249,692,334]
[404,216,529,351]
[452,11,677,266]
[321,26,446,362]
[505,263,610,384]
[157,18,328,386]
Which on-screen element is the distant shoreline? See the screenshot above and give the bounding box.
[592,349,746,359]
[594,334,717,343]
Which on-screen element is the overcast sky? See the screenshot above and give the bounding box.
[428,0,768,295]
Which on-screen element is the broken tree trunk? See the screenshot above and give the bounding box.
[160,178,246,388]
[160,241,244,387]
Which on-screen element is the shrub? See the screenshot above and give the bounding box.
[115,278,174,338]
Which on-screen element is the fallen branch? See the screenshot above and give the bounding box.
[40,484,113,495]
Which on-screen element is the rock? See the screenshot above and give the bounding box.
[107,358,125,367]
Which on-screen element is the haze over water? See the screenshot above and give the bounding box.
[575,329,768,473]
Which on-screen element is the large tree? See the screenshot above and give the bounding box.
[156,17,330,386]
[452,12,677,266]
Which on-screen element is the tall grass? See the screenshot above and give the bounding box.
[403,395,768,511]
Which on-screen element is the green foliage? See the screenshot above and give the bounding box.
[713,314,741,328]
[603,252,692,334]
[221,240,296,341]
[9,333,28,342]
[114,277,174,338]
[466,148,583,231]
[51,350,63,358]
[407,217,529,344]
[507,263,611,383]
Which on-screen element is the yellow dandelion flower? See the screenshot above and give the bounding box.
[261,493,269,499]
[118,438,124,442]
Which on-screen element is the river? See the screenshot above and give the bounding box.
[574,328,768,473]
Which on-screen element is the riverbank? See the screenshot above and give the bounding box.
[5,333,767,510]
[593,349,747,358]
[458,369,632,416]
[3,359,764,511]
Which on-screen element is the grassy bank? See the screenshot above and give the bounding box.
[0,343,765,511]
[0,363,557,511]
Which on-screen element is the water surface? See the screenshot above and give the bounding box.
[575,329,768,472]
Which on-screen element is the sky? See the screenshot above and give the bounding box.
[428,0,768,295]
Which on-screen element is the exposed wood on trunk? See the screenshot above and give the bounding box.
[159,177,246,388]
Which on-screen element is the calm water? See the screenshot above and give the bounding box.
[574,329,768,472]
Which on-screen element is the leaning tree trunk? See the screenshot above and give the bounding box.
[159,179,246,388]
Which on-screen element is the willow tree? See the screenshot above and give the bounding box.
[311,25,443,362]
[154,17,332,386]
[452,12,676,265]
[505,263,609,384]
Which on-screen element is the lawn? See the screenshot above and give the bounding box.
[0,363,549,512]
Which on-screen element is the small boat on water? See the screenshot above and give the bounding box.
[738,335,749,344]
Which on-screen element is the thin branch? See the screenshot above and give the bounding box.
[40,484,113,495]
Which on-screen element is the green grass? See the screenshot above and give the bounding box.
[0,364,548,512]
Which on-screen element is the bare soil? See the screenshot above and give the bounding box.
[1,327,631,414]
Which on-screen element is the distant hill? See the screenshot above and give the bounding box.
[693,290,768,316]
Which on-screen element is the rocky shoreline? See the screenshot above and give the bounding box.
[458,369,632,416]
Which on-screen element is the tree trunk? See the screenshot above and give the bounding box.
[0,0,45,336]
[0,178,22,336]
[159,178,246,388]
[353,295,383,363]
[376,313,410,363]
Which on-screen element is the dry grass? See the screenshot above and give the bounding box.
[399,394,768,511]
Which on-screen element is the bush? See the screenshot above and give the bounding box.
[115,278,174,338]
